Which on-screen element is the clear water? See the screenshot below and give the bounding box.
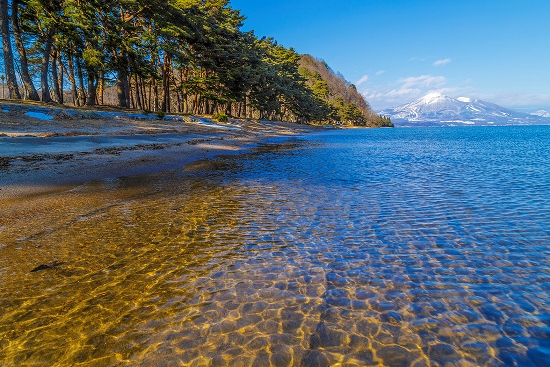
[1,126,549,366]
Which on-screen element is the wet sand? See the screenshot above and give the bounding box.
[0,101,320,200]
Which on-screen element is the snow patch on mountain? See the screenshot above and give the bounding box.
[380,93,550,126]
[531,110,550,118]
[420,92,445,104]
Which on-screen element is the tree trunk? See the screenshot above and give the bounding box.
[195,96,199,114]
[1,0,21,99]
[117,68,130,108]
[11,0,38,100]
[182,93,188,114]
[51,49,62,103]
[142,78,146,110]
[161,53,171,113]
[129,74,135,109]
[148,79,152,110]
[86,73,96,106]
[66,54,79,106]
[175,89,181,113]
[152,77,158,111]
[58,56,64,104]
[124,73,130,107]
[226,102,232,116]
[133,73,142,110]
[76,61,86,105]
[98,70,104,105]
[40,28,55,103]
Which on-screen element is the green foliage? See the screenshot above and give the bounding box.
[82,48,102,69]
[5,0,391,127]
[372,115,394,127]
[213,111,229,122]
[338,102,366,125]
[157,111,166,119]
[298,56,390,127]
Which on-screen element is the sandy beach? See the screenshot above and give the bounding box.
[0,101,321,200]
[0,100,321,284]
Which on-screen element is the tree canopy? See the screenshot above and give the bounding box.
[0,0,392,126]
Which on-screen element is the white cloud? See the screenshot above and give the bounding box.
[433,58,452,67]
[398,75,447,89]
[358,75,478,110]
[356,74,370,86]
[385,88,421,98]
[375,70,385,76]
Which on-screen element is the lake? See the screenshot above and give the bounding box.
[1,126,549,366]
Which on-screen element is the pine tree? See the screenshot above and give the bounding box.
[1,0,22,99]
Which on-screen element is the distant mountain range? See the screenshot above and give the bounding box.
[379,92,550,126]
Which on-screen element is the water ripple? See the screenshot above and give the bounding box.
[0,126,549,366]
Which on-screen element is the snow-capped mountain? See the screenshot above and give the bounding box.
[531,110,550,118]
[380,92,550,126]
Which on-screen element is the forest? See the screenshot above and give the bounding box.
[0,0,392,127]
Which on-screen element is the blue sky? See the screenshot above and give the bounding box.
[229,0,550,112]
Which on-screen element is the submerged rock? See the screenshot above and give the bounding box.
[300,350,333,367]
[381,311,403,324]
[31,261,64,273]
[377,345,417,367]
[429,343,461,365]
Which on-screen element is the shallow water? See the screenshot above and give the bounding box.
[1,126,549,366]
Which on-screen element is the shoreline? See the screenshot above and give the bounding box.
[0,101,322,200]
